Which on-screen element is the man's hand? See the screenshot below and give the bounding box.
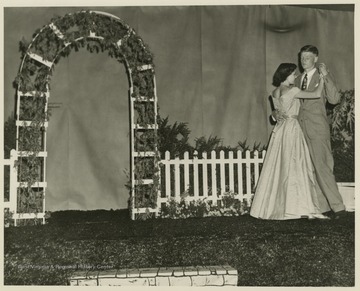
[272,109,286,122]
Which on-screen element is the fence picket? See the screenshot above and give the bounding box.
[165,151,171,198]
[211,151,217,201]
[193,151,199,198]
[254,150,259,187]
[229,151,234,192]
[174,156,180,200]
[202,152,208,197]
[220,151,226,194]
[245,150,252,202]
[237,150,243,197]
[184,151,190,193]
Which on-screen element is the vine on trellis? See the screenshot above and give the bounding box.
[13,11,159,215]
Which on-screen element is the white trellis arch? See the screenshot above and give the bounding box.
[12,11,160,224]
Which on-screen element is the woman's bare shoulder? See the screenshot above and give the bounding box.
[272,87,281,98]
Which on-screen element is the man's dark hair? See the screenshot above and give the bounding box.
[272,63,297,87]
[300,45,319,56]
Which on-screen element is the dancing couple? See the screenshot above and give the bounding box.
[250,45,346,220]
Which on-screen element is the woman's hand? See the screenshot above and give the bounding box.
[317,63,329,77]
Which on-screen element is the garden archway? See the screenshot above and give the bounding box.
[14,10,159,223]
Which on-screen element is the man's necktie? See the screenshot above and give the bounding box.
[301,74,308,90]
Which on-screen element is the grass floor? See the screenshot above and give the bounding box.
[4,209,355,286]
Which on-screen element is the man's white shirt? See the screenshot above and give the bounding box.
[301,67,317,90]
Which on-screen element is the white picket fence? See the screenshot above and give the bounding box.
[157,150,266,209]
[3,148,355,222]
[4,148,266,222]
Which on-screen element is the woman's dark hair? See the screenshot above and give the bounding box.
[272,63,297,87]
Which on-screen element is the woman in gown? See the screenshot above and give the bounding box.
[250,63,329,220]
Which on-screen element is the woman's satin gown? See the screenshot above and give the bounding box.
[250,87,322,220]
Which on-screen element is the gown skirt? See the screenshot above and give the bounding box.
[250,88,321,220]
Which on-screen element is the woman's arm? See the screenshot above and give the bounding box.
[318,63,340,104]
[294,77,324,99]
[323,72,341,104]
[271,88,287,121]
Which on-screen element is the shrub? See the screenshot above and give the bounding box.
[327,89,355,182]
[159,191,250,219]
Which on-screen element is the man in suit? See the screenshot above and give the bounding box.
[295,45,346,219]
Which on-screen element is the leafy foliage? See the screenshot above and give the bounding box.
[157,115,267,158]
[3,116,16,203]
[30,27,64,62]
[17,188,44,214]
[4,209,14,227]
[134,102,155,126]
[4,115,16,159]
[194,135,224,153]
[160,191,250,219]
[327,89,355,182]
[330,90,355,136]
[157,116,193,158]
[237,139,267,152]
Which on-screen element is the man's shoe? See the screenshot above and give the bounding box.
[322,211,332,217]
[333,210,347,220]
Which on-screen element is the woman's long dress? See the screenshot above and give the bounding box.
[250,87,322,220]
